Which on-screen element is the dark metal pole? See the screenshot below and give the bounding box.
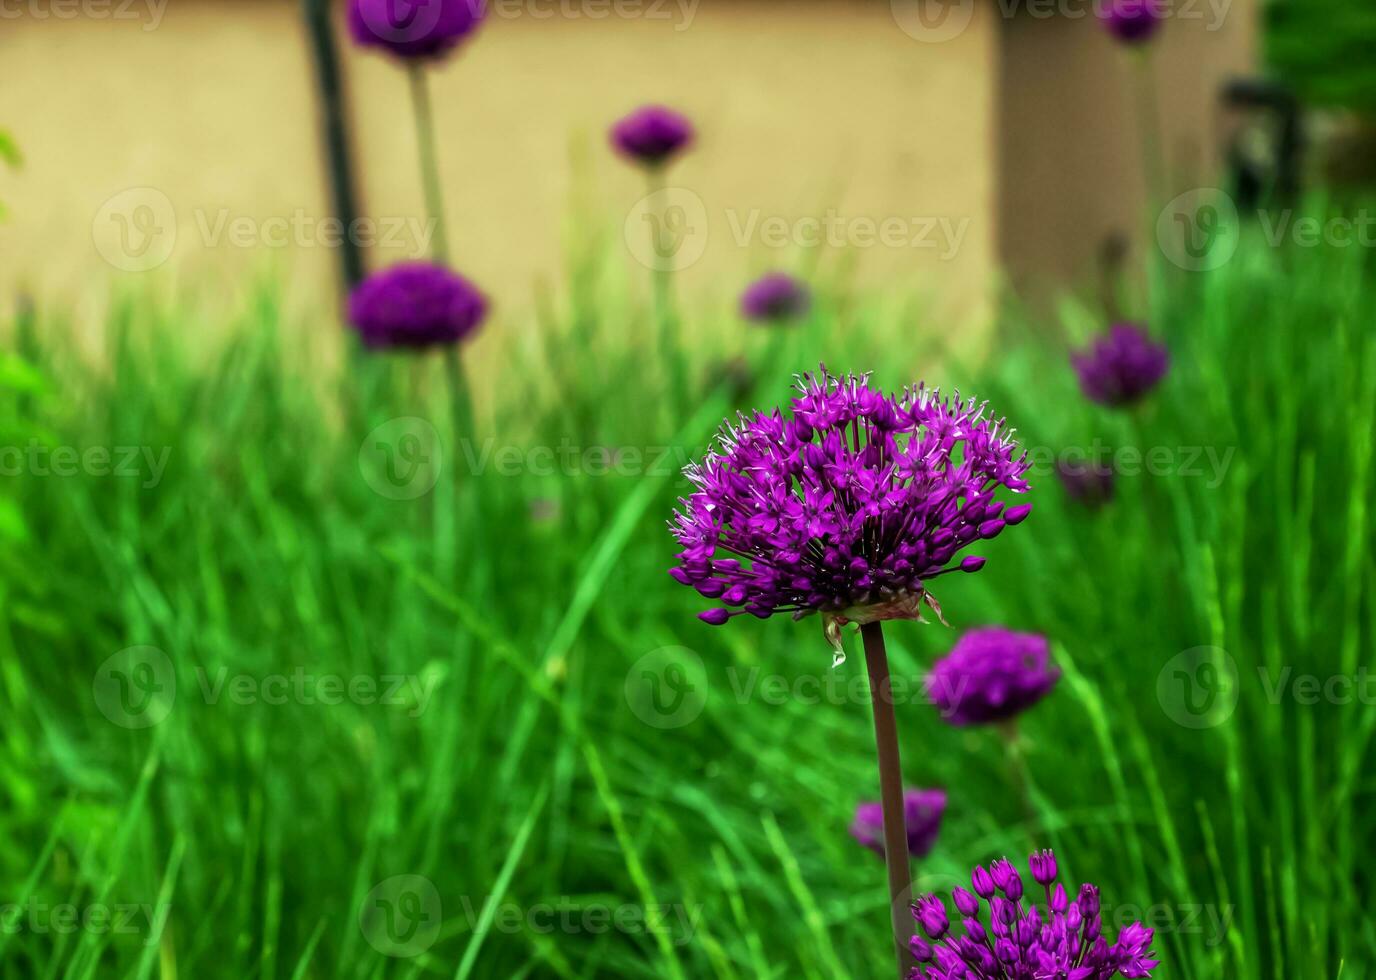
[301,0,365,292]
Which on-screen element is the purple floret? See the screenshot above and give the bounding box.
[348,0,484,61]
[908,850,1160,979]
[1071,323,1170,407]
[740,273,811,324]
[1100,0,1165,44]
[850,789,947,860]
[348,262,488,350]
[928,627,1059,726]
[669,366,1031,630]
[610,106,694,168]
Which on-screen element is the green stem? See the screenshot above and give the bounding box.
[1132,50,1167,210]
[645,167,684,404]
[409,63,449,265]
[861,621,916,979]
[1000,719,1037,831]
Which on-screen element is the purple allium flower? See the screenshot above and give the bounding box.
[1100,0,1165,44]
[1071,323,1170,408]
[347,262,488,350]
[740,273,811,325]
[928,627,1060,726]
[1057,458,1116,508]
[611,105,694,168]
[850,789,947,859]
[908,850,1160,979]
[347,0,484,60]
[668,367,1032,642]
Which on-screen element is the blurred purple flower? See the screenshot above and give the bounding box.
[1056,458,1116,508]
[348,0,484,60]
[741,273,811,324]
[851,789,946,860]
[1071,323,1170,407]
[928,627,1059,726]
[909,850,1160,978]
[1100,0,1165,44]
[611,106,694,168]
[348,262,488,350]
[668,367,1032,636]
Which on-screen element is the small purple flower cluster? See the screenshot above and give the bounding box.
[610,105,695,168]
[1057,459,1116,508]
[1100,0,1165,44]
[670,366,1032,627]
[1071,324,1170,408]
[347,261,488,349]
[740,273,811,324]
[928,627,1061,726]
[851,789,947,859]
[347,0,484,61]
[910,851,1159,979]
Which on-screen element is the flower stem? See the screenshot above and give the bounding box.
[861,621,916,979]
[644,167,684,405]
[408,62,449,266]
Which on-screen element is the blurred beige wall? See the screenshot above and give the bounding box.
[0,0,999,330]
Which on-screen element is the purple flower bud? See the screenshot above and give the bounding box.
[1071,323,1170,407]
[959,555,987,572]
[909,935,934,962]
[348,0,483,60]
[1100,0,1165,44]
[913,895,949,940]
[1078,883,1101,917]
[952,887,980,917]
[1050,883,1069,913]
[1029,849,1058,886]
[928,628,1060,726]
[347,263,488,350]
[740,273,811,325]
[971,865,995,899]
[698,608,731,626]
[610,105,694,168]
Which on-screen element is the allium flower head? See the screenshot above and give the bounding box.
[611,105,694,168]
[850,789,946,859]
[1057,458,1116,509]
[348,0,484,61]
[741,273,811,325]
[1100,0,1165,44]
[348,262,488,350]
[1071,323,1170,407]
[668,367,1032,653]
[928,627,1059,726]
[908,850,1159,979]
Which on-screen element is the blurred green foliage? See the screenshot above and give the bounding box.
[1268,0,1376,113]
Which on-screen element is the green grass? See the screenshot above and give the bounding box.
[0,226,1373,979]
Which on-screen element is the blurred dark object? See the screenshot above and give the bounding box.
[1220,78,1302,210]
[1057,458,1115,510]
[302,0,364,293]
